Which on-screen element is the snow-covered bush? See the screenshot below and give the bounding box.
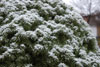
[0,0,100,67]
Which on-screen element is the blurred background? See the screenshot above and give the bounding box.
[62,0,100,46]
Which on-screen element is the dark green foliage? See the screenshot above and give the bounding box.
[0,0,100,67]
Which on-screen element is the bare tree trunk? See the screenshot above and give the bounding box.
[87,0,92,23]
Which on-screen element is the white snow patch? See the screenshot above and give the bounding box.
[58,63,67,67]
[34,44,44,50]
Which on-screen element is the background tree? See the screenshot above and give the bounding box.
[68,0,100,23]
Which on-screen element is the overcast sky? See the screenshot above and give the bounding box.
[62,0,70,4]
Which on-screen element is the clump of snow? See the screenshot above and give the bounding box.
[0,0,100,67]
[34,44,44,50]
[58,63,68,67]
[25,64,32,67]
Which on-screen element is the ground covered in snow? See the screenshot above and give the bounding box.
[0,0,100,67]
